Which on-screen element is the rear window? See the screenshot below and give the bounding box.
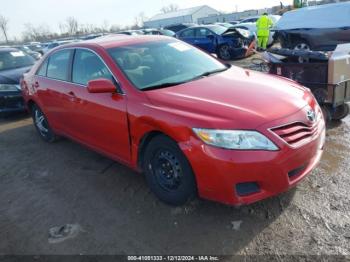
[47,49,72,81]
[0,50,35,71]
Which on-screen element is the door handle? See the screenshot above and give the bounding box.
[67,91,82,103]
[33,81,39,88]
[67,91,77,102]
[67,91,76,97]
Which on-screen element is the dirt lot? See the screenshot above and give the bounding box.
[0,59,349,256]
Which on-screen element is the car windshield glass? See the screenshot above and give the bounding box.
[206,25,228,35]
[108,40,228,90]
[0,50,35,71]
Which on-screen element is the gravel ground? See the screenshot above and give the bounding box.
[0,58,349,257]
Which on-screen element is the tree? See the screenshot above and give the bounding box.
[160,4,179,13]
[110,24,122,33]
[132,12,148,29]
[101,20,110,33]
[0,15,9,43]
[58,22,67,35]
[22,23,52,42]
[66,17,79,36]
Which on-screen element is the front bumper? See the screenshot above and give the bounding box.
[229,39,256,59]
[0,92,26,114]
[180,107,325,206]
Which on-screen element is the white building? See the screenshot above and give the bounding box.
[143,5,220,28]
[198,8,273,24]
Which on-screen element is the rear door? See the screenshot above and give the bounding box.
[34,49,74,133]
[66,48,130,162]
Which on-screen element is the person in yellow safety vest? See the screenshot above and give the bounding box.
[256,13,274,51]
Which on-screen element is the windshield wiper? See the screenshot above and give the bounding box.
[191,66,230,80]
[141,66,230,91]
[141,81,189,91]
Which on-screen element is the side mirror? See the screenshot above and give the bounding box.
[87,78,116,94]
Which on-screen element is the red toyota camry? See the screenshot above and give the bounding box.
[21,35,325,206]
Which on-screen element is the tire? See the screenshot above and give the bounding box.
[331,104,349,121]
[31,104,58,143]
[143,135,196,206]
[217,44,232,61]
[321,105,332,123]
[313,88,328,105]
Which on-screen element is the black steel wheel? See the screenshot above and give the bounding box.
[31,104,58,142]
[143,135,196,206]
[217,44,232,61]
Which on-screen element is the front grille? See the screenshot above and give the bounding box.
[236,182,260,197]
[270,121,318,147]
[0,95,24,109]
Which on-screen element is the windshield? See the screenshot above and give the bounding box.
[17,46,31,52]
[206,25,228,35]
[48,43,59,49]
[0,50,35,71]
[108,40,227,90]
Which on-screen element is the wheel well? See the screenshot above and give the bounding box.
[137,131,167,171]
[27,100,36,113]
[216,43,228,52]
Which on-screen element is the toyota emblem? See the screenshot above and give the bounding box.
[307,109,316,122]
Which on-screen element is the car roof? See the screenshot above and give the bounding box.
[0,47,20,53]
[180,24,225,30]
[54,35,174,50]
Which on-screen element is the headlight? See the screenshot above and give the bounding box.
[193,128,278,151]
[235,28,251,38]
[0,84,21,92]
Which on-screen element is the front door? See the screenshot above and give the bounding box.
[194,28,216,53]
[66,48,130,162]
[179,28,197,47]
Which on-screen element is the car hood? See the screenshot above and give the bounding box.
[221,28,252,39]
[145,66,310,129]
[0,66,33,84]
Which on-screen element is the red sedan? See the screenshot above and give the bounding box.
[21,35,326,206]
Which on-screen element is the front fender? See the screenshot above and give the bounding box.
[128,113,194,169]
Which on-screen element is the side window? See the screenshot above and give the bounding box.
[72,49,113,86]
[47,50,72,81]
[196,28,213,38]
[180,29,195,38]
[36,59,48,77]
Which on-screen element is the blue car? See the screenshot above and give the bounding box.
[176,25,255,60]
[0,48,35,116]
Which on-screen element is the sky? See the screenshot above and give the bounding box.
[0,0,293,40]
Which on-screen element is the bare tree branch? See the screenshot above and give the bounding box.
[0,14,9,43]
[66,17,79,36]
[22,23,52,42]
[160,4,179,13]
